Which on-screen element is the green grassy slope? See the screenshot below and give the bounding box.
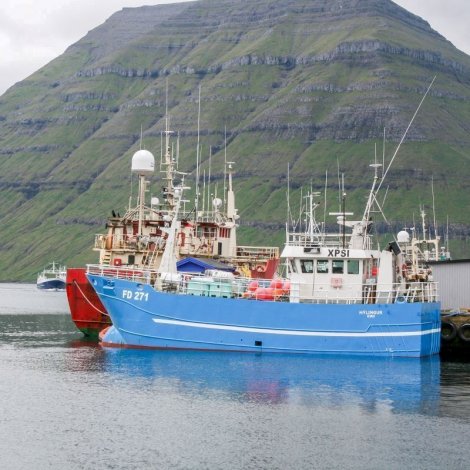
[0,0,470,280]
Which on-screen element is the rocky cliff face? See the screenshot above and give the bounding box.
[0,0,470,279]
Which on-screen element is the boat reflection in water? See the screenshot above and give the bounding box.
[93,348,440,412]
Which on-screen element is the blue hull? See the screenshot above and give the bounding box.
[88,275,441,357]
[37,279,66,290]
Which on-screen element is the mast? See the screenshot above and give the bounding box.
[361,163,382,227]
[161,80,175,211]
[138,172,146,236]
[226,161,236,219]
[159,188,182,275]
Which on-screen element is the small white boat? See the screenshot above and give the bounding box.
[37,262,66,291]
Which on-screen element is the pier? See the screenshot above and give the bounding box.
[440,311,470,357]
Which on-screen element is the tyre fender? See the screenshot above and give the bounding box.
[457,323,470,343]
[441,321,457,342]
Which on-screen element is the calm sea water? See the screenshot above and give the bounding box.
[1,283,470,469]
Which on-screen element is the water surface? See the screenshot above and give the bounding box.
[1,283,470,469]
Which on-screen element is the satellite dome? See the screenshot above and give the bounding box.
[212,198,222,209]
[131,149,155,175]
[397,230,410,243]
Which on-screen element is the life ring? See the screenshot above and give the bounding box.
[256,264,266,273]
[457,323,470,342]
[395,295,406,304]
[441,321,457,342]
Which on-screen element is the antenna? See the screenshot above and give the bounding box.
[323,170,328,243]
[202,169,206,214]
[382,127,386,178]
[446,215,450,259]
[337,157,341,211]
[207,145,212,214]
[165,78,169,122]
[176,131,180,169]
[287,163,291,227]
[356,76,436,241]
[160,130,163,171]
[362,162,382,225]
[376,75,436,195]
[195,85,202,223]
[431,175,438,239]
[140,124,143,150]
[341,174,346,248]
[381,186,389,208]
[223,125,227,211]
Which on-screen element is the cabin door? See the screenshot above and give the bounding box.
[300,259,315,296]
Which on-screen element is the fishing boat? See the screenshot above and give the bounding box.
[37,262,66,291]
[66,115,279,336]
[87,158,441,357]
[86,79,441,354]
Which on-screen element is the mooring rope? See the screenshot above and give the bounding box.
[72,279,109,316]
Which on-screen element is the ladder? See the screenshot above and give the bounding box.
[145,246,159,268]
[102,251,112,266]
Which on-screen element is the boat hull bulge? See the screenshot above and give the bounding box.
[88,275,441,357]
[66,268,111,337]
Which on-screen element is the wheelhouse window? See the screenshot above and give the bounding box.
[347,260,360,275]
[300,259,314,273]
[316,260,329,274]
[332,260,344,274]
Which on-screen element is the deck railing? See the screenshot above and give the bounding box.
[93,235,279,260]
[285,232,372,250]
[94,234,165,251]
[86,264,439,305]
[235,245,279,259]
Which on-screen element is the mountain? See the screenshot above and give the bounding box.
[1,0,470,281]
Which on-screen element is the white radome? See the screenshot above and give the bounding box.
[131,149,155,175]
[397,230,410,243]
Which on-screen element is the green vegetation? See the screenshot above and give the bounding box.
[1,0,470,280]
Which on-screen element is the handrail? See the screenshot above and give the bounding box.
[86,264,439,305]
[235,245,279,258]
[93,235,279,259]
